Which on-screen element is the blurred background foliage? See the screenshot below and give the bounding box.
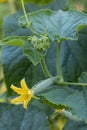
[69,0,87,11]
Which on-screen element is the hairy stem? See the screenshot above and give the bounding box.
[40,58,52,78]
[57,43,63,81]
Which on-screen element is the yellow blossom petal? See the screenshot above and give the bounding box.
[11,79,29,95]
[21,79,28,90]
[11,95,24,104]
[23,100,29,109]
[11,94,32,109]
[11,85,24,95]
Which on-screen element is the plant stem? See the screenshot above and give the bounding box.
[57,43,63,82]
[40,58,52,78]
[21,0,30,27]
[58,81,87,86]
[56,79,87,86]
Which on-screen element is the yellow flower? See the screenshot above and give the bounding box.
[11,79,34,109]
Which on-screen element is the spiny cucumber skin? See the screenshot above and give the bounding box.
[34,77,56,94]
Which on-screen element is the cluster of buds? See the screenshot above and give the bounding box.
[28,34,50,51]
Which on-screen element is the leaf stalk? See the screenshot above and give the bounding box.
[57,42,63,82]
[40,58,52,78]
[21,0,30,27]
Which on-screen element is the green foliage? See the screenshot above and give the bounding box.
[23,41,44,65]
[61,27,87,81]
[0,103,50,130]
[40,85,87,120]
[78,72,87,83]
[1,0,87,130]
[65,120,87,130]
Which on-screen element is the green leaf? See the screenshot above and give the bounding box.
[1,36,26,46]
[24,49,43,65]
[78,72,87,83]
[19,9,87,41]
[64,119,87,130]
[61,27,87,82]
[0,103,50,130]
[40,85,87,120]
[23,41,44,65]
[2,46,33,95]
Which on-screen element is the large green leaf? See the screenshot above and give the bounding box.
[61,27,87,82]
[2,46,32,94]
[19,9,87,41]
[0,103,50,130]
[40,85,87,120]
